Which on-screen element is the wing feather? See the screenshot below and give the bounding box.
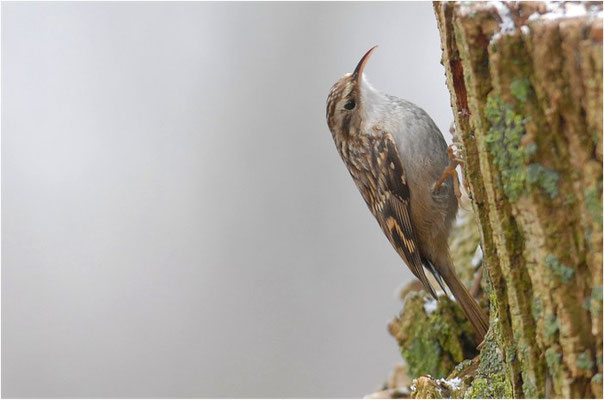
[373,133,437,298]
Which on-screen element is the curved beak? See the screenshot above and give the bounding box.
[352,45,378,85]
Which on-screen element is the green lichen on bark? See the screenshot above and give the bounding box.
[590,285,603,315]
[545,347,562,376]
[544,254,575,284]
[510,77,531,103]
[525,163,560,198]
[464,328,512,398]
[585,183,603,226]
[484,94,528,202]
[389,291,479,380]
[543,313,559,339]
[431,1,602,398]
[465,375,511,399]
[531,296,542,321]
[577,350,595,371]
[484,68,561,203]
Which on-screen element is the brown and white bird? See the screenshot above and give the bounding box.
[326,46,488,341]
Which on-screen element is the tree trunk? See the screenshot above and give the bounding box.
[406,2,603,398]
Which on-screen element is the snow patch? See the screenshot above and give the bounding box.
[530,1,602,21]
[423,296,438,315]
[436,376,463,391]
[492,1,515,32]
[490,1,516,44]
[492,1,602,45]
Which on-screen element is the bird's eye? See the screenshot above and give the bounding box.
[344,99,356,110]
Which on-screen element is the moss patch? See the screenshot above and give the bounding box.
[390,291,479,380]
[463,319,512,398]
[465,375,511,399]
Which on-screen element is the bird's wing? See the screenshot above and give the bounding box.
[372,132,437,298]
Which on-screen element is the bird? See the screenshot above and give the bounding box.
[325,46,488,342]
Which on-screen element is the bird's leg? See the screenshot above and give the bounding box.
[432,144,464,199]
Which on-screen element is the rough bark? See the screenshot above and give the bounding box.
[403,2,604,398]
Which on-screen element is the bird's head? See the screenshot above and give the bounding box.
[326,45,381,137]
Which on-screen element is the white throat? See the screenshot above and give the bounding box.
[359,75,389,129]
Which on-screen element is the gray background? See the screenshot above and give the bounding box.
[2,2,453,398]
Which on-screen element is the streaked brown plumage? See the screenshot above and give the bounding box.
[326,46,488,342]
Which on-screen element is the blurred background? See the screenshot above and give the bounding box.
[2,2,453,398]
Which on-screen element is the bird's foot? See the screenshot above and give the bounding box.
[447,143,464,163]
[432,144,464,199]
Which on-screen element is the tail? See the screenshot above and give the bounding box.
[440,265,489,342]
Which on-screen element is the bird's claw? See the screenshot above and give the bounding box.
[433,145,464,199]
[447,144,465,163]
